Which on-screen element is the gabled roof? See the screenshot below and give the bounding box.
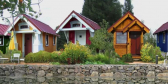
[5,14,57,35]
[23,14,56,35]
[0,24,10,36]
[56,10,100,33]
[123,19,150,33]
[73,11,100,30]
[108,12,150,33]
[154,22,168,34]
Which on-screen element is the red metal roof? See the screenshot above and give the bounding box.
[0,24,10,36]
[73,11,101,30]
[23,14,57,35]
[154,22,168,34]
[57,10,100,33]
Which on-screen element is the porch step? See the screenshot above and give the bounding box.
[132,55,141,59]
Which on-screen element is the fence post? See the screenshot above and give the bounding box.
[156,55,158,64]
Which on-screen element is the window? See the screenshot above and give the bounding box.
[0,36,3,46]
[72,24,80,27]
[116,32,127,44]
[18,22,29,30]
[53,36,56,45]
[70,21,81,28]
[157,33,159,43]
[20,25,28,29]
[46,35,49,46]
[163,32,165,43]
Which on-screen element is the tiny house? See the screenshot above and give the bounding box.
[56,11,101,45]
[5,14,57,57]
[154,22,168,52]
[0,24,10,54]
[108,12,150,59]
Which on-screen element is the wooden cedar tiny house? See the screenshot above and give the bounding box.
[108,12,150,59]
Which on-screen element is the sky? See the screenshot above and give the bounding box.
[1,0,168,33]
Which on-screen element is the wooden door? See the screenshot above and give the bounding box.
[76,31,86,45]
[25,34,32,56]
[130,32,141,55]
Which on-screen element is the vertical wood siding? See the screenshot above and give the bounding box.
[16,33,22,52]
[157,32,167,52]
[86,30,91,45]
[43,33,56,52]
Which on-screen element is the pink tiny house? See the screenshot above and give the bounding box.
[56,11,100,45]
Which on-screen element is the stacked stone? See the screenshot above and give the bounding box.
[0,64,168,83]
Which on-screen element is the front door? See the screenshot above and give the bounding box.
[25,34,32,56]
[130,32,141,55]
[76,31,86,45]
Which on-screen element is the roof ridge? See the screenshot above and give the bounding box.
[23,14,53,30]
[75,12,99,25]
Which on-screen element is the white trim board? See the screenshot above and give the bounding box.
[5,15,41,35]
[56,13,94,33]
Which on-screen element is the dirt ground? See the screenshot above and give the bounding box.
[0,61,157,65]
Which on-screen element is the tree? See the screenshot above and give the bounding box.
[82,0,122,26]
[90,19,114,53]
[57,31,67,50]
[143,30,156,47]
[0,0,42,23]
[122,0,134,15]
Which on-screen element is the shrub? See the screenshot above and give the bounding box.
[50,62,60,65]
[84,61,105,65]
[85,53,127,64]
[60,42,91,64]
[141,43,164,62]
[122,53,133,62]
[94,53,110,64]
[51,51,61,62]
[25,51,52,63]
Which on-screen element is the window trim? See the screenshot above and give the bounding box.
[0,36,4,46]
[70,20,82,28]
[18,22,29,30]
[53,35,56,45]
[163,32,165,43]
[116,32,127,44]
[45,34,49,46]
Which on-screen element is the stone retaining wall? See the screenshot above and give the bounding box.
[0,64,168,79]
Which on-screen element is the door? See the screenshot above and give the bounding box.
[76,31,86,45]
[25,34,32,56]
[130,32,141,55]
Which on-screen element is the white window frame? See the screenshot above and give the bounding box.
[70,20,82,28]
[53,36,56,45]
[0,36,4,46]
[163,32,165,43]
[18,22,29,30]
[45,34,49,46]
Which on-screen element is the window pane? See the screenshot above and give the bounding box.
[46,35,48,45]
[53,36,55,44]
[72,24,80,27]
[0,36,3,45]
[116,32,127,43]
[20,25,28,29]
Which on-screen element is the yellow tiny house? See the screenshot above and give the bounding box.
[108,12,150,59]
